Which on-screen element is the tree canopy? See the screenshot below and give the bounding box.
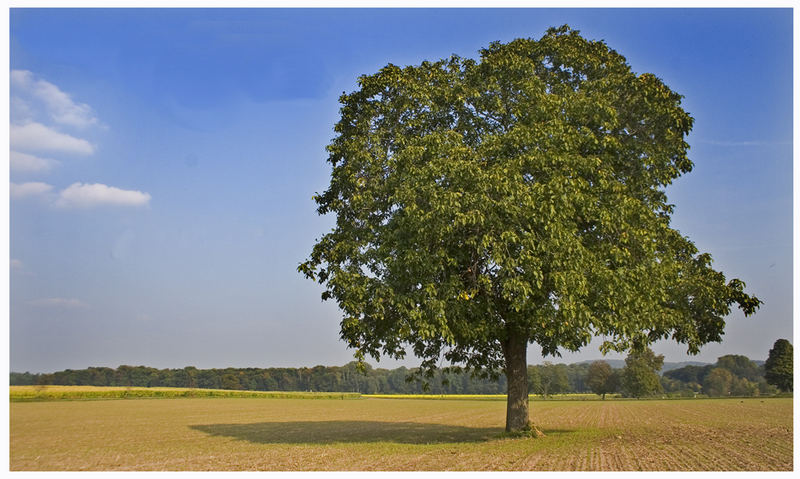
[622,348,664,398]
[300,25,761,431]
[586,360,620,399]
[764,339,793,392]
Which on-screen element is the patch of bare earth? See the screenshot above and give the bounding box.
[10,396,792,471]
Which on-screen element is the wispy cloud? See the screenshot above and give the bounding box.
[10,122,95,156]
[28,297,88,309]
[10,258,34,276]
[10,151,60,173]
[55,182,151,208]
[9,71,151,213]
[10,181,54,199]
[11,182,153,209]
[11,69,99,129]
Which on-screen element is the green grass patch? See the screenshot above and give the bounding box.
[10,385,361,402]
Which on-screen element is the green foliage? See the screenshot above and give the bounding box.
[9,372,37,385]
[299,24,760,384]
[527,365,542,394]
[531,362,570,398]
[715,355,762,382]
[622,348,664,398]
[12,351,782,398]
[702,367,733,397]
[699,355,766,397]
[10,386,360,402]
[729,376,759,397]
[662,364,712,385]
[586,361,620,399]
[11,364,508,395]
[765,339,793,392]
[662,354,777,397]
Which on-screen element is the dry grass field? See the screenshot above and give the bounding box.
[10,394,792,471]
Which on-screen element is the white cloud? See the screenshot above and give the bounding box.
[10,151,60,173]
[10,258,33,276]
[28,297,88,309]
[10,122,95,156]
[10,181,54,199]
[11,96,35,123]
[55,182,151,208]
[11,69,99,128]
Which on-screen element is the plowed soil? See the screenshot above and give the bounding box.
[10,396,792,471]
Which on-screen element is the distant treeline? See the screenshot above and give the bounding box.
[10,354,777,397]
[661,355,776,397]
[10,362,583,395]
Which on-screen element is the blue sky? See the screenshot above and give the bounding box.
[8,8,793,373]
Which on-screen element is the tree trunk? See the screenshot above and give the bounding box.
[503,336,531,432]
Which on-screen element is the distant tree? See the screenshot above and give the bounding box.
[703,367,733,397]
[527,366,542,394]
[660,375,700,397]
[730,376,758,397]
[586,361,619,399]
[565,363,592,393]
[536,362,570,398]
[715,355,762,382]
[764,339,793,392]
[184,366,198,388]
[622,348,664,398]
[663,364,713,385]
[220,373,242,390]
[607,370,622,397]
[757,378,778,396]
[10,372,37,386]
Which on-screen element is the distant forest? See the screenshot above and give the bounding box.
[10,354,778,398]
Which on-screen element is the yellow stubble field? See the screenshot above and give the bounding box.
[9,392,793,471]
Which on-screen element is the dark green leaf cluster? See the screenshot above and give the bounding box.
[621,348,664,398]
[764,339,793,392]
[585,360,621,398]
[300,25,761,378]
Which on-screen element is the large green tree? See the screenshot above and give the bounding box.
[764,339,793,392]
[299,26,760,433]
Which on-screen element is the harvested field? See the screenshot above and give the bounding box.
[9,395,792,471]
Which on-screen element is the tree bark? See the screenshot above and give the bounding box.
[503,335,531,432]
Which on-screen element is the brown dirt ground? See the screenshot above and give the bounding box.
[9,396,793,471]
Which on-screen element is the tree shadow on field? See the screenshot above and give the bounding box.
[190,421,502,444]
